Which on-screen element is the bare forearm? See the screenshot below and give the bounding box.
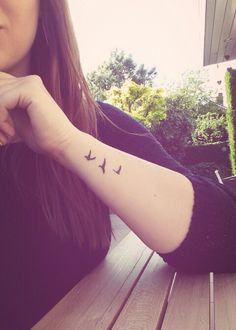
[53,128,194,253]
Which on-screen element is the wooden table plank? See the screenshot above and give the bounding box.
[111,253,175,330]
[161,273,210,330]
[214,273,236,329]
[33,232,153,330]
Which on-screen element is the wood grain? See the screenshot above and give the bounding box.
[161,272,210,330]
[214,273,236,329]
[32,232,152,330]
[111,254,175,330]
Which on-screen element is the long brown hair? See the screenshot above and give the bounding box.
[2,0,147,250]
[17,0,113,250]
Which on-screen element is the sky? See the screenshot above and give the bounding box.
[68,0,205,86]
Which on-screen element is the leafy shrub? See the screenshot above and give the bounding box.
[105,80,166,129]
[225,68,236,175]
[151,107,193,161]
[192,112,228,145]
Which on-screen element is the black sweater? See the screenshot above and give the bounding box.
[1,102,236,329]
[97,103,236,274]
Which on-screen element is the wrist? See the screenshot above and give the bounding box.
[50,126,91,165]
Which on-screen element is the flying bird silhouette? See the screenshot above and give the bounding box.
[99,158,106,174]
[84,150,96,161]
[113,165,122,175]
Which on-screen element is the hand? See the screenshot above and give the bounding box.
[0,72,77,155]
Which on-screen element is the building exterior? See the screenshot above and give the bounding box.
[203,1,236,106]
[204,0,236,66]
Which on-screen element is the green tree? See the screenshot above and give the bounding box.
[166,70,224,121]
[164,69,228,149]
[192,113,228,145]
[152,107,193,160]
[87,49,157,100]
[105,80,166,129]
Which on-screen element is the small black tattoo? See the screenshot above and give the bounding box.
[85,150,96,161]
[113,165,122,175]
[99,158,106,174]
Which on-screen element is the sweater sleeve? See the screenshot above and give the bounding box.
[96,101,193,176]
[97,102,236,273]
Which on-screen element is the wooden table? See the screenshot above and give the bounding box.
[33,215,236,330]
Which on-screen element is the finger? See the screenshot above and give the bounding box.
[0,122,21,145]
[0,129,8,145]
[0,80,25,112]
[0,103,28,143]
[0,105,9,122]
[0,120,16,138]
[0,104,17,136]
[0,78,19,90]
[0,71,15,79]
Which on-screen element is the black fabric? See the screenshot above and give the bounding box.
[97,102,236,273]
[1,101,236,329]
[0,148,110,330]
[160,174,236,273]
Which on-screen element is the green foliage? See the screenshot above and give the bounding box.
[148,70,228,160]
[151,107,193,161]
[165,70,224,121]
[105,69,227,161]
[105,80,166,129]
[225,69,236,175]
[87,49,157,100]
[192,113,228,145]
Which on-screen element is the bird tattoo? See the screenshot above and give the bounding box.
[84,150,96,161]
[113,165,122,175]
[99,158,106,174]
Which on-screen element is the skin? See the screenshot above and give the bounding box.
[0,0,76,153]
[0,0,40,76]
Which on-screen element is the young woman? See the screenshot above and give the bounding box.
[1,0,236,329]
